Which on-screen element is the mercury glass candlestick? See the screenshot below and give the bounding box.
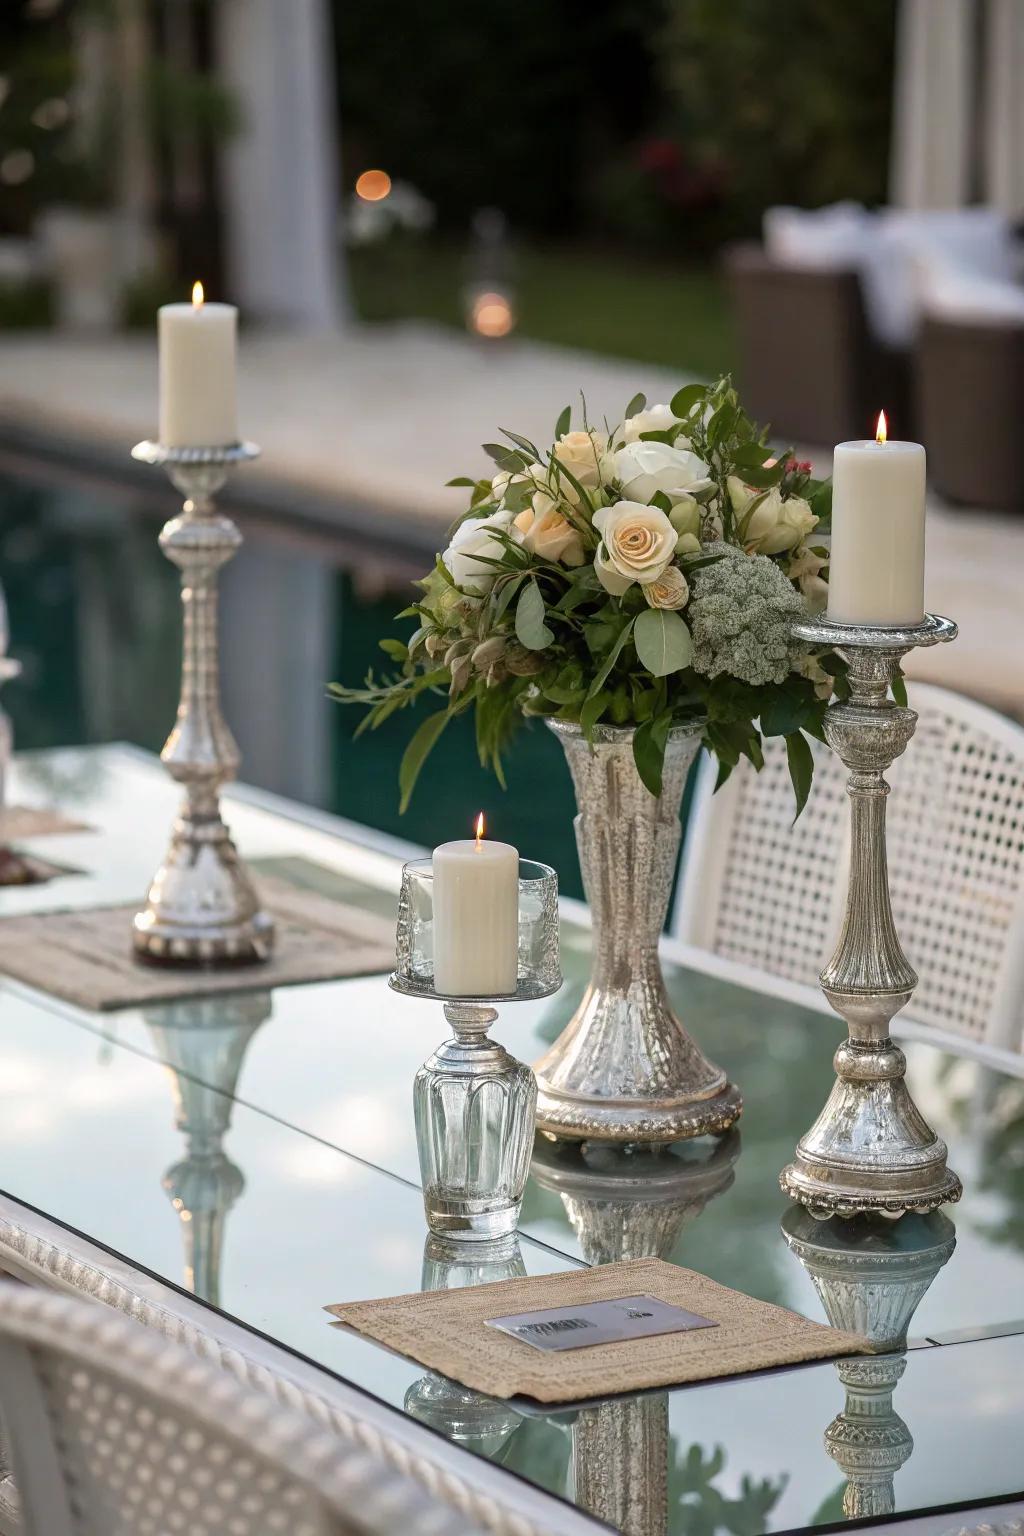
[780,615,962,1217]
[130,441,273,964]
[392,857,561,1239]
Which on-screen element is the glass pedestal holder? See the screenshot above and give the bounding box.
[780,614,962,1218]
[129,441,274,965]
[391,858,561,1240]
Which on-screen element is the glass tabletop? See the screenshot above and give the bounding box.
[2,745,1023,1534]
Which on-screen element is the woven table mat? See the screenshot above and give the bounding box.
[327,1257,866,1403]
[0,874,395,1010]
[0,806,91,840]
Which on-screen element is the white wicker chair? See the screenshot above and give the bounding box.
[673,682,1024,1053]
[0,1284,481,1536]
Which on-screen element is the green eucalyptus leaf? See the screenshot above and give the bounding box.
[891,671,908,707]
[515,579,554,651]
[650,490,673,514]
[624,392,646,419]
[785,730,815,820]
[398,710,451,812]
[632,711,673,797]
[634,607,693,677]
[555,405,571,438]
[586,617,635,699]
[580,689,609,738]
[669,382,706,420]
[445,476,476,488]
[500,428,540,460]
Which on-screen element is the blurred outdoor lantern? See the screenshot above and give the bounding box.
[464,208,517,342]
[355,169,392,202]
[470,292,515,339]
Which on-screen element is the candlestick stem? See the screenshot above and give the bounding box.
[780,614,961,1217]
[131,441,273,965]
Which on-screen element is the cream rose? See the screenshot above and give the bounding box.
[513,493,585,566]
[442,511,519,594]
[748,489,817,555]
[643,566,690,611]
[788,543,829,610]
[729,477,818,556]
[614,441,711,506]
[553,429,606,495]
[619,403,682,444]
[593,501,676,593]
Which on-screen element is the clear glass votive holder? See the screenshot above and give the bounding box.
[391,858,561,1241]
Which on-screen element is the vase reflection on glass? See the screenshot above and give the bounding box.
[535,721,742,1145]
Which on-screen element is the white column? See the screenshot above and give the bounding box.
[890,0,975,208]
[983,0,1024,217]
[214,0,345,328]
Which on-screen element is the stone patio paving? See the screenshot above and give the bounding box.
[0,320,1019,716]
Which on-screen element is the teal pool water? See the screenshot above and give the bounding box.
[0,468,595,893]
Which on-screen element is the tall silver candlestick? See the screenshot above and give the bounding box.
[780,614,962,1218]
[130,441,273,964]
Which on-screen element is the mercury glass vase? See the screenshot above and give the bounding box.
[535,720,742,1144]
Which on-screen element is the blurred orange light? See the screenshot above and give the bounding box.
[875,409,887,444]
[192,280,204,309]
[355,169,392,202]
[475,811,486,844]
[472,292,514,339]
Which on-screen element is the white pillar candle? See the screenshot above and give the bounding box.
[158,283,238,448]
[827,414,927,626]
[432,817,519,997]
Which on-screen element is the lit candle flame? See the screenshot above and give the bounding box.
[192,280,204,309]
[876,409,887,444]
[475,812,485,845]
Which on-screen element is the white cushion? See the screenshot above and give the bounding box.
[869,208,1019,346]
[917,255,1024,324]
[763,202,871,270]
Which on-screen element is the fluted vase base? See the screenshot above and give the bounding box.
[538,720,741,1147]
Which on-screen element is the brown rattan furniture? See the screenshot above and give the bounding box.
[915,314,1024,511]
[724,242,913,446]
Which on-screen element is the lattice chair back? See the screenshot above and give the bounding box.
[0,1284,480,1536]
[673,682,1024,1052]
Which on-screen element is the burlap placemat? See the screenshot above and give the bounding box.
[0,873,395,1010]
[327,1258,866,1403]
[0,806,91,840]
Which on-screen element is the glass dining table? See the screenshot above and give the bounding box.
[0,744,1021,1536]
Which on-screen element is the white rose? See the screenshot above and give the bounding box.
[491,463,547,505]
[745,487,817,555]
[553,429,606,498]
[644,566,690,611]
[614,441,711,506]
[442,511,519,594]
[619,403,683,444]
[513,493,585,566]
[593,501,676,593]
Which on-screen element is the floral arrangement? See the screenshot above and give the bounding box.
[331,377,847,812]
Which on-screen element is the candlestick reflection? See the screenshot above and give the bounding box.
[876,409,887,443]
[191,280,204,309]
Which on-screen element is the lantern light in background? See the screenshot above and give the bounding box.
[355,169,392,202]
[470,290,515,339]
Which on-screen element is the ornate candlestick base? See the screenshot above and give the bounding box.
[780,616,962,1218]
[131,442,273,966]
